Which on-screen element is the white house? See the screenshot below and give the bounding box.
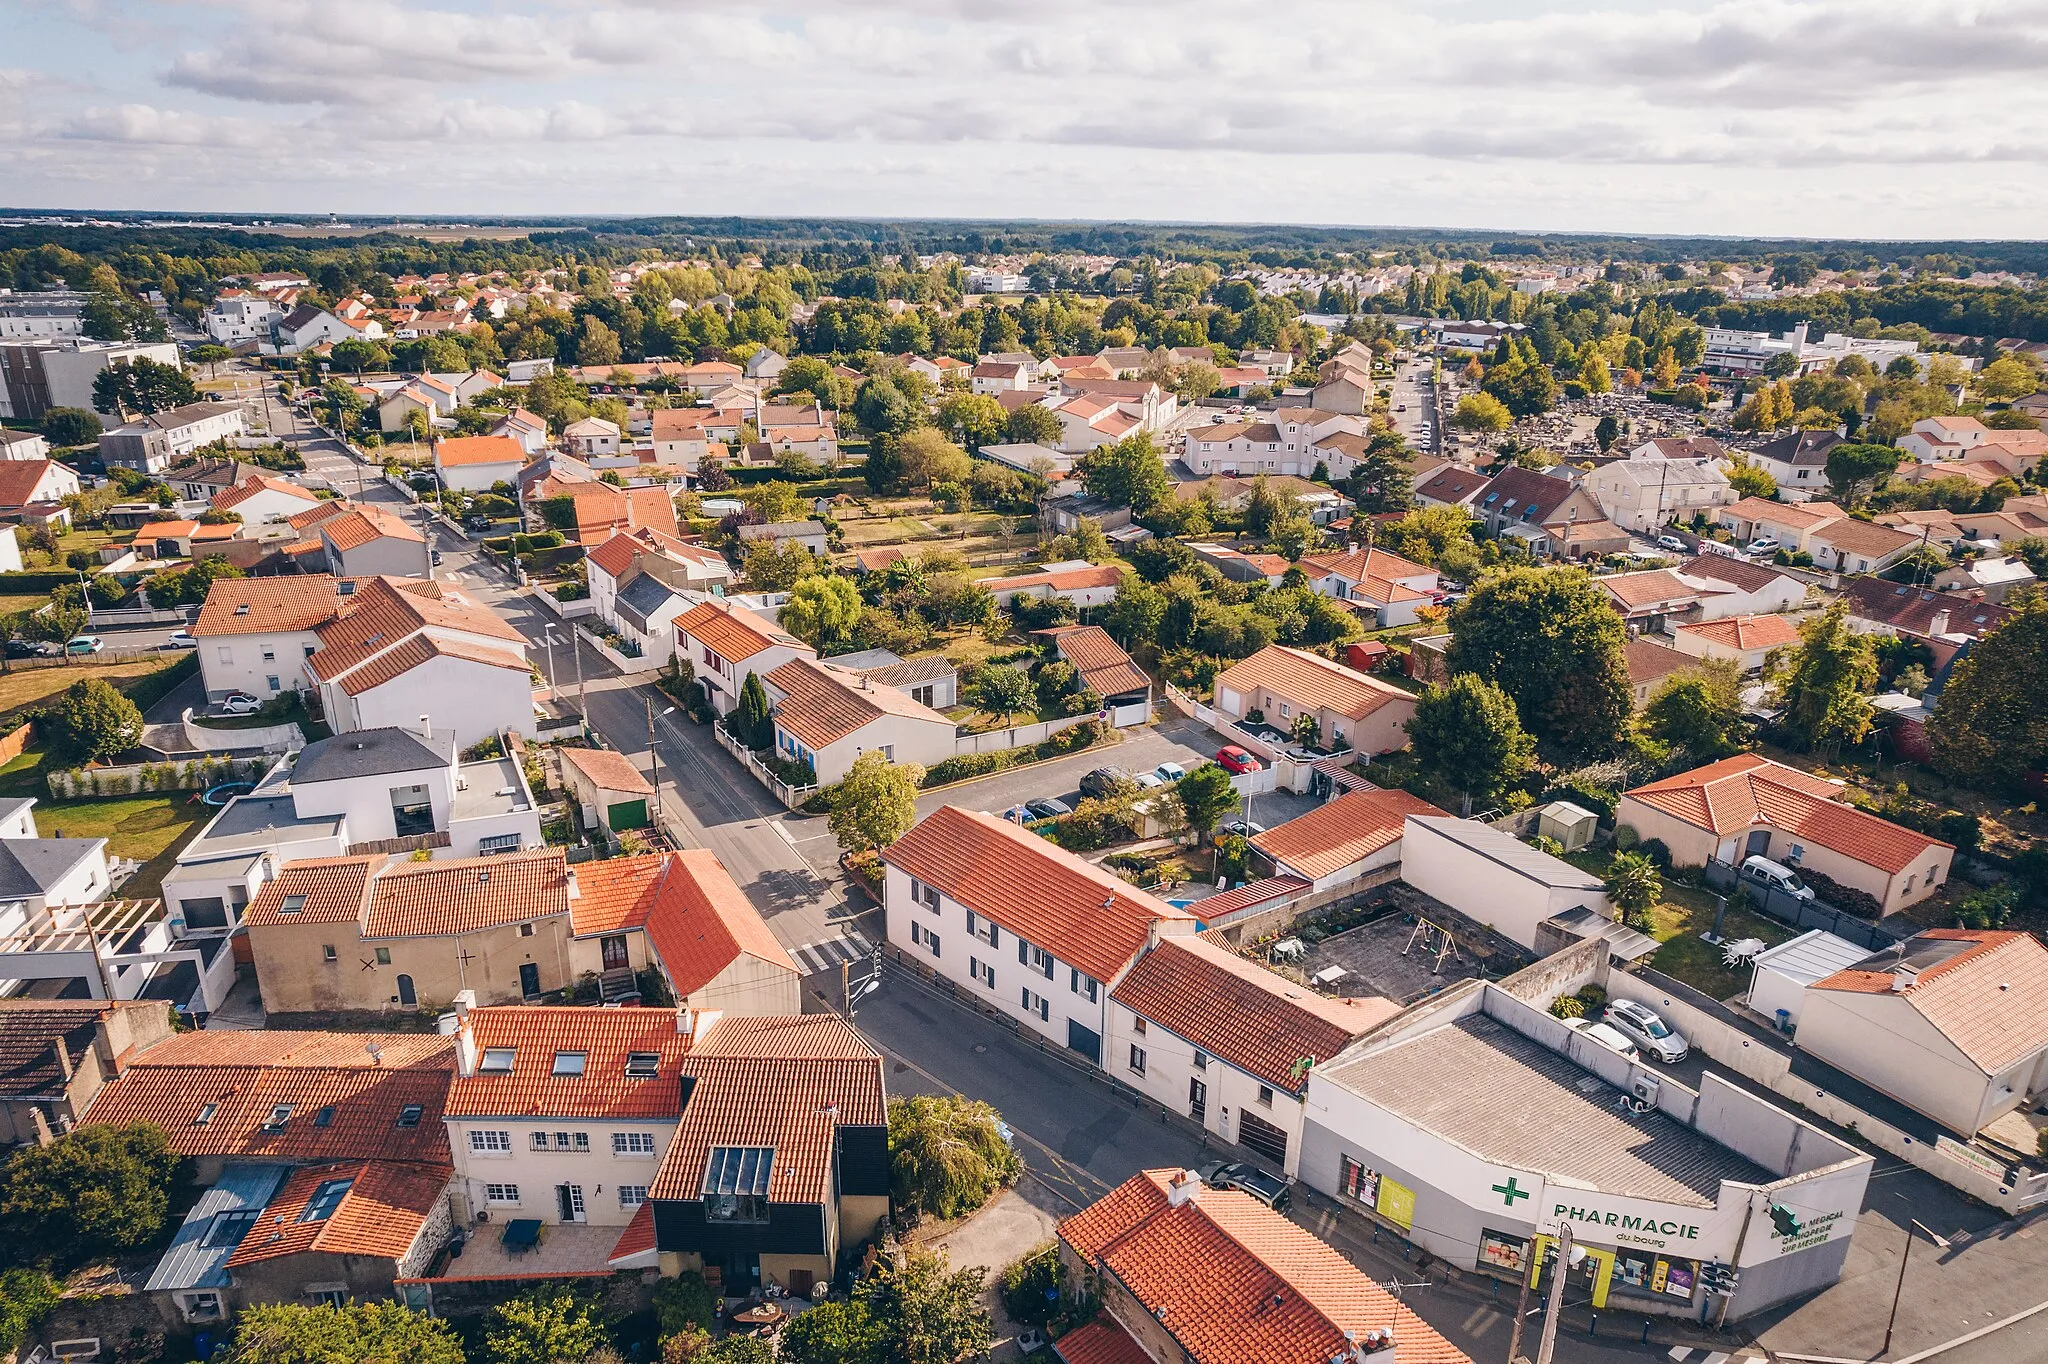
[267,306,383,356]
[762,658,955,786]
[1745,430,1841,502]
[981,561,1123,610]
[587,530,732,635]
[883,805,1197,1065]
[490,408,551,456]
[212,474,324,530]
[1899,415,1990,464]
[1669,614,1802,673]
[280,724,543,859]
[201,292,284,345]
[1583,455,1735,533]
[432,435,527,493]
[563,417,623,458]
[1297,546,1439,628]
[672,598,814,716]
[192,576,350,702]
[1397,816,1612,951]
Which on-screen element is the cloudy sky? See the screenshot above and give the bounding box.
[3,0,2044,239]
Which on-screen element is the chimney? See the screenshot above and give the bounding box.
[419,714,433,739]
[452,992,478,1075]
[564,868,580,900]
[1929,610,1950,638]
[676,1008,695,1038]
[50,1036,73,1084]
[1166,1168,1202,1208]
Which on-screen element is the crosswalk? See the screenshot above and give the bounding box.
[789,930,874,976]
[1669,1348,1761,1362]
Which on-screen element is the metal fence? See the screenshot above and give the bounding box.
[1701,859,1903,951]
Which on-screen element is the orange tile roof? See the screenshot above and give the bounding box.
[1623,755,1947,875]
[674,599,804,664]
[1052,1318,1152,1364]
[1041,624,1150,697]
[1059,1171,1469,1364]
[1300,545,1432,586]
[1674,613,1802,652]
[565,852,669,937]
[1725,496,1845,531]
[308,576,524,681]
[983,564,1126,595]
[1812,930,2048,1073]
[559,745,655,798]
[322,503,424,551]
[213,474,319,512]
[1251,788,1446,882]
[642,849,800,996]
[227,1160,450,1267]
[1110,937,1397,1093]
[446,1005,696,1120]
[1625,638,1691,690]
[242,856,382,927]
[1214,645,1413,722]
[83,1030,455,1163]
[1811,516,1918,560]
[587,531,645,580]
[334,632,531,697]
[138,519,202,538]
[193,575,350,636]
[288,500,352,533]
[363,850,571,937]
[883,806,1191,983]
[764,658,952,752]
[609,1202,656,1265]
[433,435,527,468]
[1600,568,1720,611]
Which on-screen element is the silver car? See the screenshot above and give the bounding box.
[1603,1000,1689,1063]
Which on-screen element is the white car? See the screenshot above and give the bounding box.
[1744,537,1781,557]
[218,694,263,716]
[1153,762,1187,783]
[1655,534,1688,553]
[1565,1017,1642,1061]
[1603,1000,1689,1063]
[1135,772,1166,789]
[165,630,197,649]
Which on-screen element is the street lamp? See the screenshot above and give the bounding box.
[534,630,561,697]
[1882,1215,1951,1356]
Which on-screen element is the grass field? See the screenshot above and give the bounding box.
[0,658,169,721]
[0,746,209,900]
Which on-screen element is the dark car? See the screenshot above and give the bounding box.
[3,640,35,659]
[1023,797,1072,821]
[466,514,495,531]
[1077,767,1134,800]
[1198,1161,1291,1211]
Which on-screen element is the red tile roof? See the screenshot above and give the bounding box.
[1041,625,1150,698]
[213,474,319,513]
[433,435,527,468]
[1623,755,1948,875]
[1811,930,2048,1073]
[1176,876,1310,922]
[193,575,351,637]
[307,576,523,682]
[1053,1318,1152,1364]
[764,658,952,751]
[227,1160,450,1267]
[1215,646,1413,722]
[609,1202,657,1265]
[322,503,425,551]
[1250,788,1446,882]
[675,599,805,664]
[883,806,1192,983]
[1674,613,1802,652]
[288,500,352,533]
[0,460,68,508]
[333,632,530,697]
[1060,1171,1469,1364]
[1111,937,1397,1093]
[559,745,655,798]
[587,531,645,580]
[446,1005,697,1120]
[364,850,570,937]
[242,856,381,927]
[983,564,1125,595]
[1300,545,1432,586]
[1599,568,1717,612]
[642,849,800,996]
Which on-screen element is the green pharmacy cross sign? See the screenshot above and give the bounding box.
[1493,1177,1531,1207]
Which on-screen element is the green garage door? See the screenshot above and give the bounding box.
[606,798,649,830]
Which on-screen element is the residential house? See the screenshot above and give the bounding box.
[748,402,838,467]
[1584,453,1735,532]
[0,428,48,461]
[1056,1169,1469,1364]
[1412,463,1489,511]
[649,407,727,474]
[268,306,384,355]
[673,599,815,716]
[982,561,1124,609]
[1469,466,1616,558]
[316,503,431,579]
[1839,578,2014,673]
[1899,415,1992,463]
[1044,391,1149,455]
[587,530,732,633]
[531,472,682,548]
[0,459,81,518]
[1623,637,1692,709]
[883,805,1197,1064]
[1169,474,1349,525]
[202,292,284,345]
[833,651,959,710]
[1105,938,1398,1176]
[565,851,801,1012]
[977,440,1070,479]
[1674,555,1811,616]
[1746,430,1841,501]
[1670,613,1803,672]
[1037,625,1151,726]
[1805,517,1919,575]
[1041,487,1135,536]
[167,457,266,503]
[490,408,550,456]
[1596,568,1736,628]
[735,520,828,556]
[1311,362,1372,416]
[1250,788,1447,894]
[1795,930,2048,1137]
[1212,646,1417,755]
[281,723,541,857]
[1618,754,1953,914]
[431,435,527,493]
[100,401,247,475]
[1186,542,1290,586]
[1298,546,1438,628]
[1715,497,1845,552]
[213,475,324,531]
[742,349,788,382]
[762,658,956,786]
[193,575,350,702]
[0,999,179,1146]
[1933,554,2036,602]
[563,417,623,458]
[971,361,1036,395]
[376,376,459,434]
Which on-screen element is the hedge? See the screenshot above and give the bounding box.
[919,720,1105,789]
[0,571,92,593]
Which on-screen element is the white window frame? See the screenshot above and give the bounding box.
[618,1185,649,1208]
[469,1129,512,1155]
[484,1183,521,1205]
[612,1131,657,1156]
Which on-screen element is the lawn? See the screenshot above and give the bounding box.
[1565,848,1792,999]
[0,745,209,900]
[0,658,171,722]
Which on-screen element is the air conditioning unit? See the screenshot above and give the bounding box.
[1628,1073,1661,1112]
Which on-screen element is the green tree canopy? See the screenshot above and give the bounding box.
[778,1299,886,1364]
[224,1302,465,1364]
[0,1269,60,1355]
[0,1122,177,1265]
[1407,673,1535,814]
[1725,459,1778,499]
[91,357,197,418]
[780,574,863,649]
[1977,356,2040,402]
[48,678,145,763]
[41,407,102,448]
[1824,442,1904,504]
[855,1248,993,1364]
[730,671,774,751]
[1452,391,1511,433]
[483,1289,607,1364]
[1174,762,1239,840]
[971,665,1034,723]
[1074,433,1170,515]
[887,1095,1022,1221]
[1926,599,2048,794]
[1005,404,1063,447]
[1446,566,1632,752]
[828,750,924,853]
[1605,851,1664,926]
[740,538,818,591]
[1767,601,1878,752]
[1641,660,1746,760]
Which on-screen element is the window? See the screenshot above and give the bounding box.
[300,1178,355,1222]
[967,911,998,947]
[1129,1045,1147,1075]
[970,958,996,989]
[313,1105,335,1127]
[311,1288,348,1309]
[397,1104,423,1128]
[1257,1084,1274,1106]
[469,1130,512,1154]
[1026,944,1054,979]
[618,1185,649,1208]
[216,645,233,663]
[481,833,523,856]
[322,944,337,962]
[911,879,940,913]
[1279,702,1291,719]
[1193,1050,1208,1071]
[203,1209,259,1249]
[1021,987,1049,1022]
[552,1051,587,1076]
[261,647,276,662]
[1904,876,1915,894]
[911,923,940,957]
[266,676,280,692]
[1070,969,1097,1001]
[555,1131,590,1152]
[374,947,392,965]
[1789,844,1805,859]
[279,894,307,916]
[1132,1015,1147,1036]
[194,1102,217,1126]
[701,1146,773,1224]
[263,1105,292,1131]
[484,1183,520,1205]
[613,1132,657,1156]
[531,1131,550,1151]
[625,1052,660,1079]
[479,1047,515,1073]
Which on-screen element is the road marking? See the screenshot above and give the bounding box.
[790,932,871,974]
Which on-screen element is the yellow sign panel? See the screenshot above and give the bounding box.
[1529,1234,1616,1310]
[1376,1176,1416,1230]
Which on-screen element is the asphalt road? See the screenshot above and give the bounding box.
[1390,355,1439,453]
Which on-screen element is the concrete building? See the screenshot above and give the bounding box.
[0,290,91,340]
[1396,816,1612,952]
[1584,453,1736,532]
[100,401,248,474]
[0,338,179,421]
[0,998,179,1146]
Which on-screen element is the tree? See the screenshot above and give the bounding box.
[731,672,774,751]
[887,1095,1022,1221]
[895,428,971,489]
[0,1122,176,1263]
[48,678,145,763]
[935,393,1007,451]
[1725,459,1778,499]
[1406,674,1535,814]
[828,751,924,854]
[1824,441,1904,504]
[781,574,862,649]
[576,315,623,367]
[1174,762,1239,842]
[1977,356,2040,402]
[224,1302,465,1364]
[91,357,197,418]
[1005,403,1063,447]
[1768,601,1878,752]
[188,343,235,378]
[41,407,102,448]
[484,1290,607,1364]
[1926,598,2048,794]
[855,1248,993,1364]
[1642,664,1745,759]
[1604,851,1664,927]
[1452,392,1511,433]
[329,338,387,376]
[1074,433,1170,515]
[779,1299,885,1364]
[972,665,1034,723]
[1593,414,1620,452]
[741,539,818,591]
[696,1340,775,1364]
[1344,435,1412,515]
[0,1269,58,1356]
[1447,566,1632,751]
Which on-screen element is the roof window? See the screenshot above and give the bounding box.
[552,1051,587,1076]
[194,1102,217,1126]
[279,895,307,915]
[299,1177,354,1223]
[397,1103,424,1128]
[312,1105,335,1128]
[262,1104,292,1132]
[625,1052,660,1078]
[479,1047,516,1073]
[233,604,249,615]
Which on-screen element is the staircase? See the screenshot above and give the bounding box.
[599,966,639,1002]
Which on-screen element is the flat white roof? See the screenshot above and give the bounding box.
[1750,929,1870,986]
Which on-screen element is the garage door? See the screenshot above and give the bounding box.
[1239,1109,1289,1167]
[1067,1020,1101,1065]
[606,798,649,830]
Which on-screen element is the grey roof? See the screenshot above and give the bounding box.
[189,794,343,858]
[1405,816,1605,893]
[292,727,454,785]
[145,1162,290,1292]
[1751,429,1841,468]
[0,429,43,447]
[1322,1015,1770,1205]
[819,648,904,671]
[1751,929,1871,987]
[0,797,35,827]
[857,655,956,688]
[0,838,104,898]
[1544,906,1660,963]
[617,571,682,621]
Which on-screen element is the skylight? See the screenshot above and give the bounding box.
[299,1177,354,1223]
[479,1048,515,1073]
[552,1051,587,1076]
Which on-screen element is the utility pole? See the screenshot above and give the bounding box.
[1531,1223,1573,1364]
[1505,1235,1540,1364]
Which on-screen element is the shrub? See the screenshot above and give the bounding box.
[1550,994,1585,1020]
[1636,837,1671,869]
[1612,824,1640,851]
[1958,882,2022,931]
[1938,812,1982,856]
[998,1244,1065,1329]
[653,1274,717,1336]
[0,1269,60,1354]
[1795,867,1883,918]
[889,1094,1023,1222]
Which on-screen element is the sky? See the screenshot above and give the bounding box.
[3,0,2046,240]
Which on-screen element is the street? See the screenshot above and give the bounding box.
[1390,353,1439,453]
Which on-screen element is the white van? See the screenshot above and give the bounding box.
[1741,855,1816,902]
[1696,538,1746,559]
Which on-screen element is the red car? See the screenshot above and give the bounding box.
[1215,746,1261,775]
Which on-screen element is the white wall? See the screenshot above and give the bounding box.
[447,1116,677,1226]
[1794,987,2012,1134]
[289,764,453,847]
[437,459,523,493]
[1398,818,1610,951]
[342,653,534,749]
[1101,996,1311,1175]
[202,629,323,700]
[796,714,955,787]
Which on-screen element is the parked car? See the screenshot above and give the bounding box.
[1564,1018,1642,1061]
[164,630,197,649]
[1219,817,1266,838]
[1655,534,1689,553]
[1135,771,1166,790]
[1023,797,1072,821]
[430,550,443,566]
[1198,1161,1291,1211]
[1744,537,1781,557]
[1215,746,1261,775]
[1741,855,1816,902]
[1603,1000,1689,1063]
[64,635,103,656]
[218,694,264,716]
[466,514,495,531]
[1153,761,1187,783]
[1078,767,1135,800]
[3,640,36,659]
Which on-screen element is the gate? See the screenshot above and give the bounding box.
[1239,1109,1289,1167]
